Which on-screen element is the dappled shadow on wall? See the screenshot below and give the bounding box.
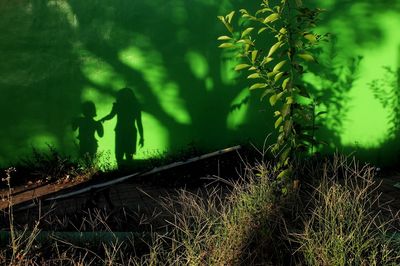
[302,35,363,154]
[363,48,400,168]
[0,0,270,167]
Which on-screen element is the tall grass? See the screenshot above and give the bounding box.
[1,154,400,265]
[294,155,400,265]
[133,159,295,265]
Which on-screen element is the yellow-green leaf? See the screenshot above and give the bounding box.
[217,36,232,41]
[279,27,287,35]
[256,7,273,15]
[304,33,317,43]
[218,16,233,33]
[269,91,283,106]
[274,72,284,82]
[268,41,282,57]
[275,116,283,128]
[281,103,290,117]
[298,53,315,62]
[241,27,254,38]
[264,13,279,23]
[283,120,293,135]
[251,50,258,63]
[274,111,281,117]
[282,77,290,90]
[217,16,225,22]
[258,27,267,34]
[226,11,235,24]
[267,71,277,78]
[280,147,291,162]
[249,83,267,90]
[262,56,273,65]
[269,94,278,106]
[218,43,235,49]
[234,64,251,71]
[247,73,261,79]
[249,66,257,71]
[273,60,286,72]
[277,168,292,181]
[261,88,274,100]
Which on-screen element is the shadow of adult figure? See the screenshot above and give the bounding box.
[72,101,104,158]
[101,87,144,167]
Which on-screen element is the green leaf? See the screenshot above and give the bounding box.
[234,64,251,71]
[298,53,315,62]
[275,116,283,128]
[218,43,235,49]
[247,73,261,79]
[273,60,286,72]
[286,96,294,104]
[294,93,313,105]
[241,27,254,38]
[251,50,258,63]
[264,13,279,23]
[316,111,328,117]
[282,77,290,90]
[249,83,267,90]
[274,72,284,82]
[268,41,282,57]
[217,36,232,41]
[248,66,257,71]
[226,11,235,24]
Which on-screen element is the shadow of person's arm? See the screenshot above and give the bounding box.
[96,121,104,138]
[100,103,117,123]
[72,118,79,131]
[136,110,144,148]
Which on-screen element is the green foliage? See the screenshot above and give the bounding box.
[218,0,327,189]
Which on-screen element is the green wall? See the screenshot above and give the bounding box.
[309,0,400,166]
[0,0,399,167]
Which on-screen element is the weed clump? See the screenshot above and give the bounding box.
[294,156,400,265]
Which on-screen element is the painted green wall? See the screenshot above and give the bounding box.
[0,0,399,167]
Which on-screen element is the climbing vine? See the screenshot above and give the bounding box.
[218,0,327,190]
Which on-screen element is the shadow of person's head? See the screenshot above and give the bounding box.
[116,87,139,106]
[82,101,97,118]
